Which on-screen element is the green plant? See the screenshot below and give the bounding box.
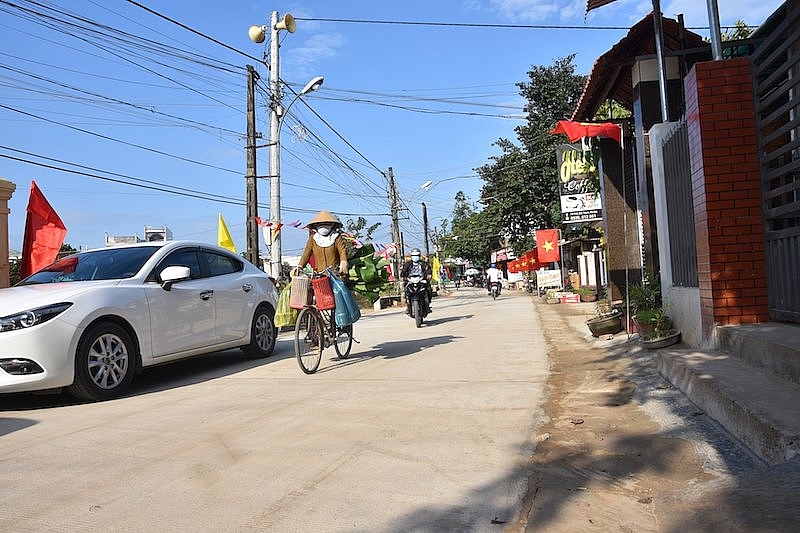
[626,273,662,318]
[649,307,672,339]
[573,286,597,296]
[346,243,391,304]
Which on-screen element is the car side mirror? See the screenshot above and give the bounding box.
[159,265,191,291]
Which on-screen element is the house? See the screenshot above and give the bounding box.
[573,2,799,347]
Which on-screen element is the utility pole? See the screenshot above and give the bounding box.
[267,10,282,279]
[245,64,259,266]
[421,202,429,257]
[387,167,402,285]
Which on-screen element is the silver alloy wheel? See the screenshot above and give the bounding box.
[87,333,130,390]
[254,312,275,351]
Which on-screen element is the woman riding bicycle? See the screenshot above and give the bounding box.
[293,210,354,374]
[297,210,349,277]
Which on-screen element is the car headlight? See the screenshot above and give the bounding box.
[0,302,72,332]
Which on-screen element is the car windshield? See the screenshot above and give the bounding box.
[18,246,161,285]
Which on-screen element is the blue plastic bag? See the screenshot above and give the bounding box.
[328,269,361,326]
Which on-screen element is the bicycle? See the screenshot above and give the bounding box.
[293,274,354,374]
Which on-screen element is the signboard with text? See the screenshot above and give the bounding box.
[556,144,603,223]
[536,269,562,289]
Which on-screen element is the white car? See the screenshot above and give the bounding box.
[0,241,279,401]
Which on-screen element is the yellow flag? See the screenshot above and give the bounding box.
[217,213,237,253]
[431,254,441,283]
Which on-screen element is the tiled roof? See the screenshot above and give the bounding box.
[571,13,707,120]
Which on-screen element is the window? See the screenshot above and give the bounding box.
[204,250,243,277]
[153,248,202,281]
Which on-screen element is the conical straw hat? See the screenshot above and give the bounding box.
[306,209,342,227]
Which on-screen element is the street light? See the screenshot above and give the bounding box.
[248,12,323,278]
[267,74,323,277]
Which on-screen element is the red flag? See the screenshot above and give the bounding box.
[535,229,560,263]
[525,249,538,271]
[550,120,621,144]
[586,0,618,12]
[21,181,67,277]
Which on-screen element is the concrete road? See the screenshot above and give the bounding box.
[0,288,548,533]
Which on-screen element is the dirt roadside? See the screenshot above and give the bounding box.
[506,296,800,533]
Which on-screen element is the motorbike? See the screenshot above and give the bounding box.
[405,275,430,327]
[525,278,535,293]
[489,280,501,300]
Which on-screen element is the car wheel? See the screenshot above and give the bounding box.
[67,322,137,401]
[242,304,276,358]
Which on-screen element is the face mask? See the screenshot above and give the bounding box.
[411,256,420,263]
[316,225,331,236]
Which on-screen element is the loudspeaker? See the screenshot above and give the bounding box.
[275,13,296,33]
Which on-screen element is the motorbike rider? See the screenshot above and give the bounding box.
[486,263,503,295]
[400,248,433,315]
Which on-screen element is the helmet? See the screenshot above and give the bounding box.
[410,248,421,256]
[490,263,496,268]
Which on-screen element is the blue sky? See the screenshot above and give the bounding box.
[0,0,783,262]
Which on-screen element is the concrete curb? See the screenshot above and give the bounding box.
[657,348,800,465]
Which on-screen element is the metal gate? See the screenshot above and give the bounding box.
[753,2,800,323]
[661,119,698,287]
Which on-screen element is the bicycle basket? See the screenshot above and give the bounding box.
[312,274,336,310]
[290,275,313,309]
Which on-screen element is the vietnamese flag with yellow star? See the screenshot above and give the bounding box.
[525,249,538,271]
[536,229,560,263]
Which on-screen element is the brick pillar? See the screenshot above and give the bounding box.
[684,58,769,343]
[0,178,17,288]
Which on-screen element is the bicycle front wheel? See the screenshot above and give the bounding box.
[295,307,324,374]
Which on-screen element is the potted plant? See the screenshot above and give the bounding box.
[574,285,598,302]
[626,274,681,348]
[626,274,662,337]
[545,288,560,304]
[586,293,623,337]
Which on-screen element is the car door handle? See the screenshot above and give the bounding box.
[242,283,253,292]
[200,290,214,300]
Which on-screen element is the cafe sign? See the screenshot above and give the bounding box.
[556,144,603,223]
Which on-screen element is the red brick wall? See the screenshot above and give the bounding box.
[684,58,769,340]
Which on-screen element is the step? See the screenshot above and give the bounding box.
[657,347,800,465]
[717,323,800,386]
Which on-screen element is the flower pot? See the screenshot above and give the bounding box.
[641,329,681,349]
[586,314,623,337]
[579,292,598,302]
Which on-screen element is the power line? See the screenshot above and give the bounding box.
[124,0,263,64]
[0,103,241,175]
[294,17,743,32]
[294,17,633,30]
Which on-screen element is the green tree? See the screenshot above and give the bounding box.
[594,99,631,120]
[450,191,474,226]
[345,216,381,241]
[722,20,754,40]
[344,216,382,258]
[472,55,586,255]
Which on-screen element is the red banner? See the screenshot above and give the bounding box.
[550,120,621,144]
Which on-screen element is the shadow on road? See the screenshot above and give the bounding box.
[0,338,298,410]
[314,334,463,375]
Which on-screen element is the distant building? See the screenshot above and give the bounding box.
[105,225,173,246]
